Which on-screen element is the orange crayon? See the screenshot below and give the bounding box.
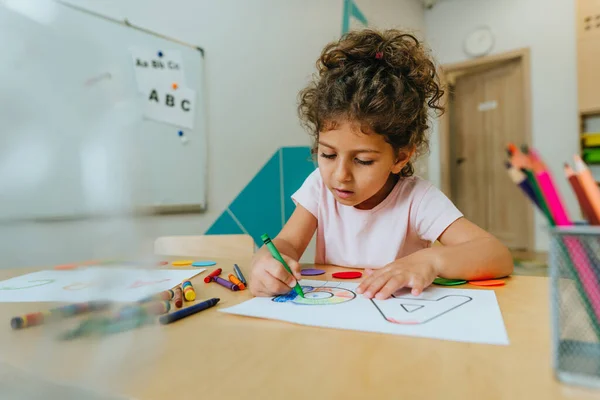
[228,274,246,290]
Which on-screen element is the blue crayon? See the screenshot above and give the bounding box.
[159,298,220,325]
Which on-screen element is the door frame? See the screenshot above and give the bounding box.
[438,47,534,251]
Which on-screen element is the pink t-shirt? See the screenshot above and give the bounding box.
[292,169,463,268]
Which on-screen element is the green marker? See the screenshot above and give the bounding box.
[261,233,304,298]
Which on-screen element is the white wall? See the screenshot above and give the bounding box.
[0,0,425,268]
[425,0,579,251]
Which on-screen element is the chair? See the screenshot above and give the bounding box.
[154,234,255,259]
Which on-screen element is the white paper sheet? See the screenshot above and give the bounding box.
[220,280,509,345]
[130,47,185,92]
[143,85,196,129]
[0,267,204,303]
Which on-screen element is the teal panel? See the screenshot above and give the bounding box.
[229,151,282,246]
[350,0,367,25]
[342,0,351,35]
[342,0,368,35]
[205,209,244,235]
[282,146,316,221]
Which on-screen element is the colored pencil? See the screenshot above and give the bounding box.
[507,144,554,225]
[564,163,599,225]
[527,149,571,226]
[504,147,600,341]
[507,143,532,170]
[504,161,541,210]
[573,155,600,224]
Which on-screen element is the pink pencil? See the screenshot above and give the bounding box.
[536,172,572,226]
[528,149,571,226]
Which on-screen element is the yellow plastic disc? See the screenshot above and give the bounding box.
[172,260,193,266]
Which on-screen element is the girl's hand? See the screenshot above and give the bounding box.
[249,252,302,297]
[356,257,438,300]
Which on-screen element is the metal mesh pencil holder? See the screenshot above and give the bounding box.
[550,226,600,389]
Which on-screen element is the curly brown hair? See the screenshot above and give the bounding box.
[298,29,444,177]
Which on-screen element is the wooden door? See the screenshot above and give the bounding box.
[450,59,532,249]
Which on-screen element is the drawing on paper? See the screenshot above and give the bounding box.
[271,283,472,325]
[371,293,472,325]
[272,284,356,305]
[220,280,509,345]
[0,268,204,303]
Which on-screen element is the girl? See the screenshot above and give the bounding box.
[249,29,512,300]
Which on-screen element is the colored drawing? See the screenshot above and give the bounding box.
[272,285,356,305]
[0,268,204,303]
[0,279,55,290]
[221,280,509,345]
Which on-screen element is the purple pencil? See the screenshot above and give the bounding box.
[212,276,240,291]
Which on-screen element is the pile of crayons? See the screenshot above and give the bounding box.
[140,279,197,309]
[505,143,600,341]
[204,264,247,291]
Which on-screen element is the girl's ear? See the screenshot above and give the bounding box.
[391,146,416,174]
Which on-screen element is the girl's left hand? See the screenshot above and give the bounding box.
[356,258,438,300]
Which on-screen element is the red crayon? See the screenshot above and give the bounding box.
[204,268,222,283]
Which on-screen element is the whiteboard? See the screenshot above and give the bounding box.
[0,0,208,220]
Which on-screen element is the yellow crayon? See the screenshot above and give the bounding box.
[182,280,196,301]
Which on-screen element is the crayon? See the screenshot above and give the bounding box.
[233,264,247,286]
[261,234,304,297]
[204,268,222,283]
[159,298,220,325]
[213,276,240,291]
[173,286,183,308]
[228,274,246,290]
[11,301,110,330]
[182,280,196,301]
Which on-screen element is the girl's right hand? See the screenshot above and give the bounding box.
[249,252,302,297]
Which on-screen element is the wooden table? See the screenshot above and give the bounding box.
[0,257,598,399]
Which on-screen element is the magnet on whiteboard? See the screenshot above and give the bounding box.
[172,82,178,90]
[158,51,163,58]
[178,130,189,144]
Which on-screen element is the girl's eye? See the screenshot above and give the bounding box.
[320,153,336,159]
[355,159,374,165]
